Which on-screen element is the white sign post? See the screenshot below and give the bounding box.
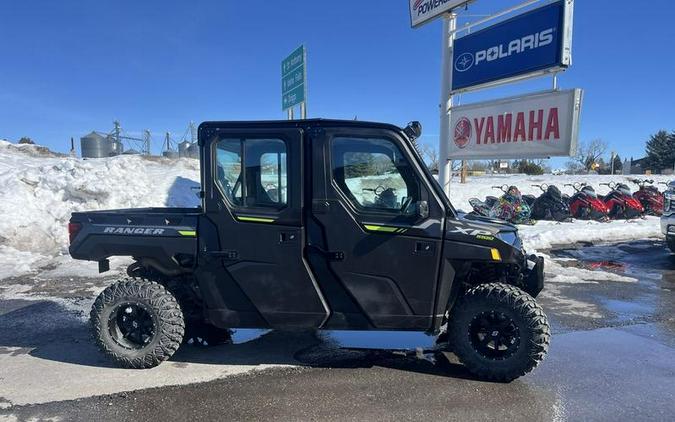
[448,89,583,160]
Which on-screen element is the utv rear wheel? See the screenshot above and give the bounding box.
[90,279,185,369]
[447,283,550,382]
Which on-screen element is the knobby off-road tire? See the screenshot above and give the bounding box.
[90,278,185,369]
[447,283,550,382]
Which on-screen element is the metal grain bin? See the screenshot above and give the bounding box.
[178,141,191,158]
[80,132,112,158]
[186,143,199,159]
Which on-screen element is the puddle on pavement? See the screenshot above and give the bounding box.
[551,239,670,281]
[549,239,675,327]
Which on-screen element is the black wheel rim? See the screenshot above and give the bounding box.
[468,311,520,360]
[108,302,156,350]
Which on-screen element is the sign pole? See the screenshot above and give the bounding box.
[438,13,456,197]
[300,102,307,119]
[287,108,294,120]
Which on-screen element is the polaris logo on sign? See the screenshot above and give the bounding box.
[409,0,469,28]
[451,0,573,92]
[455,28,555,72]
[448,89,583,160]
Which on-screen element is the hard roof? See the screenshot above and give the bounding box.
[198,118,404,134]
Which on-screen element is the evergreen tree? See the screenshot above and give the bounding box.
[612,154,622,172]
[645,130,675,171]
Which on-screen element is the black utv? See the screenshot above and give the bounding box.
[68,119,549,381]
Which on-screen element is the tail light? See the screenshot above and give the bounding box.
[68,222,82,243]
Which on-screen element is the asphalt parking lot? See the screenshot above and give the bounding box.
[1,240,674,421]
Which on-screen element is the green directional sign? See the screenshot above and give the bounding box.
[281,45,306,110]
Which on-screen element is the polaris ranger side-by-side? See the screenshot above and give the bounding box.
[68,119,549,381]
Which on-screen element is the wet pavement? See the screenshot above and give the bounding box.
[1,240,674,421]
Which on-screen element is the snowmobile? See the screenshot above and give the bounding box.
[469,185,534,224]
[528,184,573,222]
[564,183,610,221]
[599,182,644,219]
[630,179,664,216]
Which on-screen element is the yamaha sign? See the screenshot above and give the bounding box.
[448,89,583,160]
[452,0,574,93]
[409,0,471,28]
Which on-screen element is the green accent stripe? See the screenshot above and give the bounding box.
[236,216,276,223]
[178,230,197,237]
[363,224,407,233]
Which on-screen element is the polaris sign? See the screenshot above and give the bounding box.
[452,0,574,93]
[448,89,583,160]
[409,0,470,28]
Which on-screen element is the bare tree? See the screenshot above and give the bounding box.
[570,139,608,172]
[418,143,439,173]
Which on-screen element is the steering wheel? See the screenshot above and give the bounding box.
[373,185,387,196]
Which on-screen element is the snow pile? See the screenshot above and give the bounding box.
[0,140,199,279]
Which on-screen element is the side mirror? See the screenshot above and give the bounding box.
[417,200,429,219]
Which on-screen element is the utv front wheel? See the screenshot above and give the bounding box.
[447,283,550,382]
[90,279,185,368]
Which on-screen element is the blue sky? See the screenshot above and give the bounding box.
[0,0,673,164]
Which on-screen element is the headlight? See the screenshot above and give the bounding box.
[666,192,674,211]
[497,231,522,249]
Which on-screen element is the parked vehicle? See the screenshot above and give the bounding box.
[564,183,610,221]
[599,182,644,219]
[68,119,549,381]
[661,180,675,252]
[469,185,534,225]
[630,179,664,216]
[527,184,572,222]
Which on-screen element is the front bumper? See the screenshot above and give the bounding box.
[523,254,544,298]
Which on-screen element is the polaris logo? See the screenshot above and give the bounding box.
[103,227,165,235]
[454,28,555,72]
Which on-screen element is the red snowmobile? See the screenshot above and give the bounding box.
[564,183,610,221]
[599,182,644,219]
[630,179,664,216]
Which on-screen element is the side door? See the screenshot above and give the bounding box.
[198,126,329,329]
[309,126,445,330]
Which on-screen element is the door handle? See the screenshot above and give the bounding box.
[279,231,298,244]
[414,241,435,256]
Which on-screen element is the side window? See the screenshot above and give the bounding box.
[215,138,288,209]
[331,137,420,214]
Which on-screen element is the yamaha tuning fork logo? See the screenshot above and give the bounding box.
[454,117,472,148]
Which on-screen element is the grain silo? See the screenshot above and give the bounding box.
[81,132,113,158]
[178,141,191,158]
[186,143,199,159]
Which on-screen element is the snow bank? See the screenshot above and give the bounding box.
[0,140,200,256]
[446,173,669,250]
